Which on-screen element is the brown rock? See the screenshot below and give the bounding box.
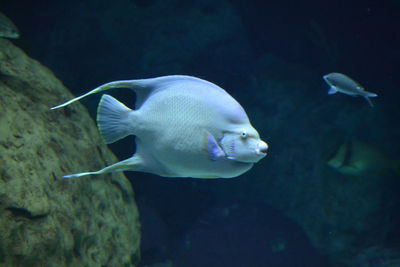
[0,38,140,266]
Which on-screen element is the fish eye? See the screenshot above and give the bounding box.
[240,131,247,139]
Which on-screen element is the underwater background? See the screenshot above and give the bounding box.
[1,0,400,266]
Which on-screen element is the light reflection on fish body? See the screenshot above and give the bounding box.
[323,72,377,107]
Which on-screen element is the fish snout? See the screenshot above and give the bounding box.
[256,140,268,157]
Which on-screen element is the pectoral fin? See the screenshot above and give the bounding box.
[328,87,338,95]
[204,132,225,161]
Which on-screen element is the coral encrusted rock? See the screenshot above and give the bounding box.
[0,38,140,266]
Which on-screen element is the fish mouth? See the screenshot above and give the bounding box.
[222,140,268,163]
[256,141,268,157]
[256,149,267,157]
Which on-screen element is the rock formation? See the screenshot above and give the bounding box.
[0,38,140,266]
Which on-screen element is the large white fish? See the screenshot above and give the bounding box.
[323,72,377,107]
[52,75,268,179]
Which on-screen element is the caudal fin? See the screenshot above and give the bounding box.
[97,94,133,144]
[363,90,378,107]
[364,96,374,107]
[365,91,378,98]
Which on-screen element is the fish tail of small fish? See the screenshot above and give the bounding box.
[62,156,143,178]
[97,94,135,144]
[362,91,377,107]
[365,90,378,98]
[50,80,137,110]
[363,96,374,107]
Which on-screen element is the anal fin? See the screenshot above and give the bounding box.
[62,155,143,179]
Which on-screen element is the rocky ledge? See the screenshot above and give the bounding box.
[0,38,140,266]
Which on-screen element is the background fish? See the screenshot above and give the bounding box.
[52,75,268,179]
[327,140,400,177]
[270,237,287,253]
[0,12,19,39]
[323,72,377,107]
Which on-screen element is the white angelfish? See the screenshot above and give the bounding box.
[323,72,377,107]
[51,75,268,179]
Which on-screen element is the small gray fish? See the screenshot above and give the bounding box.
[323,72,377,107]
[0,12,19,39]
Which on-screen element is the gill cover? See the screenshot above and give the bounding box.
[220,129,268,163]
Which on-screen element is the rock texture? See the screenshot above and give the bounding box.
[0,38,140,266]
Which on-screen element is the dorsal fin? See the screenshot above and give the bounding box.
[50,75,224,110]
[50,80,137,110]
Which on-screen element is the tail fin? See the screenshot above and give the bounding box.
[50,80,136,110]
[362,90,378,107]
[97,94,133,144]
[365,91,378,98]
[364,96,374,107]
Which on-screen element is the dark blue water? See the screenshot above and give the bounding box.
[4,0,399,266]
